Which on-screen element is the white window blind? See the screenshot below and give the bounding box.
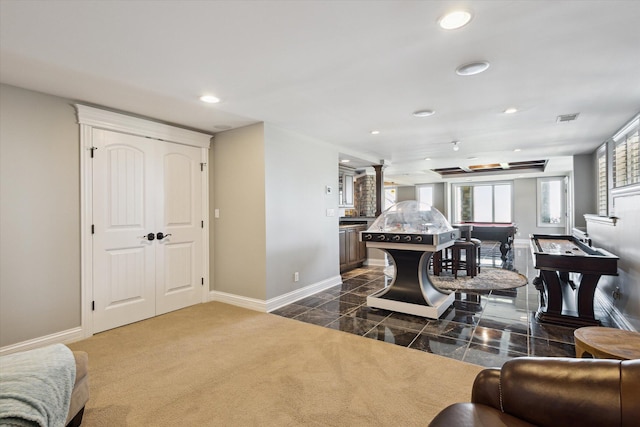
[613,117,639,188]
[597,144,607,216]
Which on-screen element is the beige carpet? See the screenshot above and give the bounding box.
[67,302,483,426]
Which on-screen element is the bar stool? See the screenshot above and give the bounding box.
[431,249,454,276]
[470,238,482,273]
[453,224,481,275]
[451,240,478,278]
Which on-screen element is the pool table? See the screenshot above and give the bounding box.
[460,222,517,259]
[530,234,619,327]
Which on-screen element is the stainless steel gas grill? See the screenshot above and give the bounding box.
[360,201,460,318]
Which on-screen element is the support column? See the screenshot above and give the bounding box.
[373,164,383,216]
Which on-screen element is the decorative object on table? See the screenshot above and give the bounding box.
[360,200,460,318]
[530,234,619,327]
[429,267,527,292]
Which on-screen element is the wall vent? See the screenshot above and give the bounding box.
[556,113,579,123]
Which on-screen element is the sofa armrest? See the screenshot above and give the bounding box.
[500,357,625,427]
[470,368,501,410]
[65,351,89,427]
[621,359,640,426]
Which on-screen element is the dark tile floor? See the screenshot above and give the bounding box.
[272,241,618,368]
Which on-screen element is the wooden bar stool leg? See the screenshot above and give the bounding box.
[453,247,460,279]
[466,246,474,277]
[432,250,442,275]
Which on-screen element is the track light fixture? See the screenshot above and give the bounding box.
[452,141,460,151]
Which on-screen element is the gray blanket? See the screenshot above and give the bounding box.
[0,344,75,427]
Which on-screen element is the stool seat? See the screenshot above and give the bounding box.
[432,240,477,278]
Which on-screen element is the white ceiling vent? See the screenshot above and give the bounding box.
[556,113,580,123]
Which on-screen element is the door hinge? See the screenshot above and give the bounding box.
[200,162,207,171]
[91,224,95,234]
[201,278,204,286]
[92,301,95,311]
[90,147,98,158]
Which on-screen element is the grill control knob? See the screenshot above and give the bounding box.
[415,236,423,242]
[364,234,372,240]
[393,235,401,241]
[377,234,386,241]
[403,236,411,242]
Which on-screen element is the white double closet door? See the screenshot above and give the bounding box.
[92,129,204,333]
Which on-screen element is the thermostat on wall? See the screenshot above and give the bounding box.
[326,185,333,195]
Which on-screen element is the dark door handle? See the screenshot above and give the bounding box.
[156,232,172,240]
[137,232,155,241]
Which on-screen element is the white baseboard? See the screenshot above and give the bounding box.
[266,275,342,312]
[209,290,267,312]
[0,327,84,357]
[365,258,388,267]
[594,288,637,331]
[209,275,343,313]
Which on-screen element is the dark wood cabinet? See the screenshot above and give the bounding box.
[339,225,367,272]
[339,228,347,269]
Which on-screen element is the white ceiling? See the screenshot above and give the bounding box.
[1,0,639,185]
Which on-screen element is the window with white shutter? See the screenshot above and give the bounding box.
[613,116,639,188]
[597,144,607,216]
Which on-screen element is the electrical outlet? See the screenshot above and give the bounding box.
[612,287,621,300]
[294,272,299,282]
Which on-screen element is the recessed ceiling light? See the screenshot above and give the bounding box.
[504,107,518,114]
[413,109,435,117]
[424,157,432,161]
[438,10,472,30]
[200,95,220,104]
[514,148,522,152]
[340,159,350,163]
[371,130,380,135]
[456,61,490,76]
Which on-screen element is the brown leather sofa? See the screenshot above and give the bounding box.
[429,357,640,427]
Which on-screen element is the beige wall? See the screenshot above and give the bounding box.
[573,153,597,228]
[513,178,565,241]
[0,84,80,346]
[395,186,415,202]
[263,124,339,300]
[587,190,640,331]
[0,84,342,348]
[211,123,341,302]
[211,124,267,300]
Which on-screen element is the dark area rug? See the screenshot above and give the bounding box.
[429,267,527,291]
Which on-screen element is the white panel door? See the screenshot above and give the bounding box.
[155,142,203,314]
[92,130,157,333]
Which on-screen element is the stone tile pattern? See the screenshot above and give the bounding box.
[354,175,376,217]
[272,242,618,368]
